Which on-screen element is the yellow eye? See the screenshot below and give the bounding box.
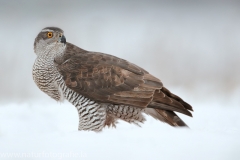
[47,32,53,38]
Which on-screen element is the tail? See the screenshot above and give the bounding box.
[144,87,193,127]
[144,108,188,127]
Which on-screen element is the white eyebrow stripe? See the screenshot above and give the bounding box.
[41,29,54,32]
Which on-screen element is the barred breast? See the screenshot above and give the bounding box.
[32,56,63,101]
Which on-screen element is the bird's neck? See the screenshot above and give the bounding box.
[36,43,66,61]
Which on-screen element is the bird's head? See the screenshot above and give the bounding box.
[34,27,66,56]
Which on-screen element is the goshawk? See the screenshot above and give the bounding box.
[33,27,193,131]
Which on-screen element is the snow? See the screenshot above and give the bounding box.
[0,100,239,160]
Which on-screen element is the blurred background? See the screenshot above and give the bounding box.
[0,0,239,106]
[0,1,240,159]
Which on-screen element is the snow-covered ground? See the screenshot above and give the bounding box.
[0,99,239,160]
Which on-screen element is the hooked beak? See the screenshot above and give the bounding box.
[60,35,66,44]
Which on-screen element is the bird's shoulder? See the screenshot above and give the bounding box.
[54,42,149,76]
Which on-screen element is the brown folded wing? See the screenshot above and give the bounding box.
[55,43,193,118]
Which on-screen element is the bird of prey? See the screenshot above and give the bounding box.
[33,27,193,132]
